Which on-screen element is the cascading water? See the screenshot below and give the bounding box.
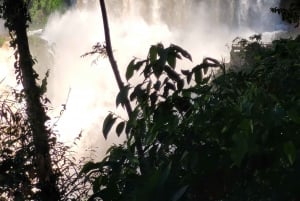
[1,0,281,158]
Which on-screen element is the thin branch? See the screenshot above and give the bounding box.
[98,0,146,175]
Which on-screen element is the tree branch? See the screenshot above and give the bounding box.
[98,0,146,175]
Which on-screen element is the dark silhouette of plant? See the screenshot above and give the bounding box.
[0,89,91,200]
[0,1,92,200]
[0,0,61,199]
[271,2,300,27]
[82,32,300,201]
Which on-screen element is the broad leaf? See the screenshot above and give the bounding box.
[149,45,158,63]
[102,113,116,139]
[283,141,296,165]
[116,85,130,107]
[164,65,181,82]
[126,59,135,80]
[116,121,125,137]
[167,52,176,68]
[80,161,99,175]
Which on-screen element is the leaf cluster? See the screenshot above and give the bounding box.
[271,2,300,27]
[83,36,300,201]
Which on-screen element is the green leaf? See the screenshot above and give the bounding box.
[283,141,296,165]
[126,59,135,80]
[170,44,192,61]
[153,80,161,91]
[167,52,176,68]
[149,45,158,63]
[166,82,176,91]
[172,185,189,201]
[116,121,125,137]
[201,75,211,84]
[153,63,164,78]
[231,133,248,166]
[143,64,152,78]
[102,113,117,139]
[187,72,192,84]
[150,92,158,107]
[177,79,184,91]
[130,83,143,101]
[80,161,99,175]
[145,130,158,145]
[181,70,190,76]
[159,162,172,186]
[92,176,102,193]
[288,108,300,125]
[116,85,129,107]
[194,68,202,84]
[164,65,180,82]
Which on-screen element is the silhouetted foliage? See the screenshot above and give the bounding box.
[0,1,91,200]
[271,2,300,27]
[83,35,300,201]
[0,90,90,200]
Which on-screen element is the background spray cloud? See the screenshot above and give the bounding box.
[37,0,280,158]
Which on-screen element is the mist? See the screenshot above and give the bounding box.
[34,0,281,158]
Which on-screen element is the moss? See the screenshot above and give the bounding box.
[0,36,6,47]
[29,0,65,27]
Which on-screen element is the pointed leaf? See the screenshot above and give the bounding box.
[288,108,300,125]
[181,70,190,76]
[153,80,161,91]
[150,92,158,107]
[102,113,117,139]
[80,161,99,175]
[149,45,158,63]
[153,63,164,78]
[92,176,102,193]
[159,162,172,186]
[166,82,176,91]
[284,141,296,165]
[167,52,176,68]
[116,121,125,137]
[231,133,248,166]
[177,79,184,91]
[170,44,192,61]
[194,68,202,84]
[116,86,130,107]
[126,59,135,80]
[164,65,180,82]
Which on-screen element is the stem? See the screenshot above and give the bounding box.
[99,0,146,175]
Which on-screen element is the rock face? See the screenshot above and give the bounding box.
[0,20,8,36]
[65,0,77,7]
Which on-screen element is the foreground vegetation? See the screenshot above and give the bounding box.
[82,36,300,200]
[0,0,300,200]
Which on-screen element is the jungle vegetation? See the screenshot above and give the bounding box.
[0,0,299,200]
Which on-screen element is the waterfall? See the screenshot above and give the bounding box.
[108,0,280,31]
[0,0,281,158]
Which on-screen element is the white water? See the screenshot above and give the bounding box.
[1,0,281,158]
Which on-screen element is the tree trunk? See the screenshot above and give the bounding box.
[4,0,60,200]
